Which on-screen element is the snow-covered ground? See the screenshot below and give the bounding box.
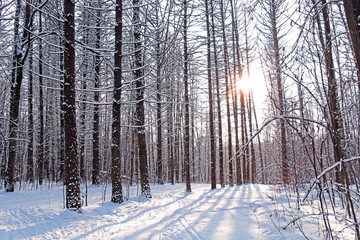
[0,183,354,239]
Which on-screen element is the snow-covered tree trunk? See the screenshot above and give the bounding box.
[6,0,32,192]
[133,0,151,198]
[183,0,191,192]
[63,0,81,211]
[111,0,124,204]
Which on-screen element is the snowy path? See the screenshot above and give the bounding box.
[0,184,321,239]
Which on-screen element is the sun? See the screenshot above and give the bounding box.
[236,74,253,92]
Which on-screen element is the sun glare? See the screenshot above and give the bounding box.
[236,74,253,92]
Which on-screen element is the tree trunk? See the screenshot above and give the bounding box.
[321,0,345,184]
[183,0,191,192]
[38,6,44,185]
[220,0,234,186]
[111,0,124,203]
[205,0,216,190]
[210,0,225,188]
[270,2,289,184]
[230,0,242,185]
[92,4,101,186]
[133,0,151,198]
[63,0,81,211]
[342,0,360,81]
[6,0,32,192]
[155,0,164,185]
[27,44,34,183]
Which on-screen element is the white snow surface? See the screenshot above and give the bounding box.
[0,183,354,239]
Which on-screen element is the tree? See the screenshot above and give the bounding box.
[63,0,81,211]
[111,0,124,204]
[220,0,234,186]
[133,0,151,198]
[154,0,164,186]
[205,0,216,190]
[183,0,192,192]
[342,0,360,81]
[229,0,242,185]
[38,2,44,185]
[5,0,33,192]
[92,1,102,186]
[258,0,289,184]
[27,44,34,183]
[210,0,225,188]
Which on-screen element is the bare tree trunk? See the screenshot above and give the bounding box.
[240,89,249,183]
[270,2,289,184]
[247,90,256,183]
[229,0,242,185]
[210,0,225,188]
[183,0,191,192]
[220,0,233,186]
[205,0,216,190]
[321,0,345,184]
[6,0,32,192]
[38,5,44,185]
[111,0,123,203]
[59,47,65,183]
[63,0,81,211]
[27,44,34,183]
[92,3,101,186]
[133,0,151,198]
[168,93,175,185]
[251,93,264,183]
[342,0,360,81]
[244,12,256,183]
[155,0,163,185]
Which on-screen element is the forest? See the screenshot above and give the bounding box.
[1,0,360,239]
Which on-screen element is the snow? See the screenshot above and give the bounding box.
[0,184,354,239]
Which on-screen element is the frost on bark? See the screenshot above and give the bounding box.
[111,0,123,204]
[133,0,151,198]
[63,0,81,211]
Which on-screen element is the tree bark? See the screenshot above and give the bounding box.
[155,0,164,185]
[6,0,32,192]
[205,0,216,190]
[229,0,242,185]
[27,44,34,183]
[183,0,191,192]
[111,0,124,203]
[220,0,234,186]
[133,0,151,198]
[321,0,345,184]
[92,3,101,186]
[342,0,360,81]
[270,1,289,184]
[63,0,81,211]
[38,5,44,185]
[210,0,225,188]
